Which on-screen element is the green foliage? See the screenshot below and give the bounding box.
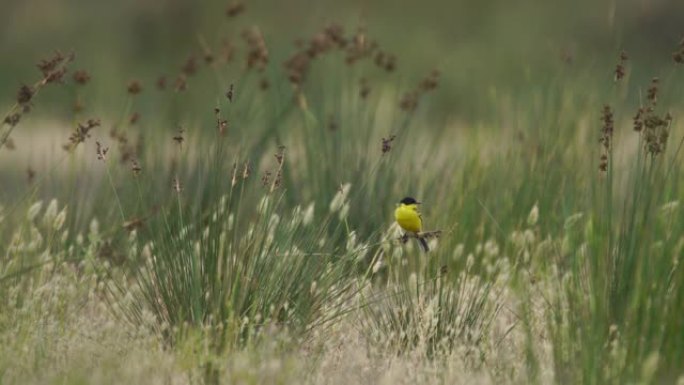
[1,3,684,384]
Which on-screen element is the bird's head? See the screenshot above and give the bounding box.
[398,197,421,207]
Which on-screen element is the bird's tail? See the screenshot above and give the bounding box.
[417,236,429,252]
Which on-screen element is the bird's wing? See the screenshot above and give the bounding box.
[417,209,424,230]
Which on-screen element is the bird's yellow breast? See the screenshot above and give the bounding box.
[394,204,422,233]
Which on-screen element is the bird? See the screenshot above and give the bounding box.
[394,196,429,252]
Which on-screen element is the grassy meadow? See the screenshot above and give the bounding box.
[1,1,684,384]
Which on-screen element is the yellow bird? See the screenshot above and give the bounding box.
[394,196,429,252]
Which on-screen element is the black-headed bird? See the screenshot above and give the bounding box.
[394,196,429,252]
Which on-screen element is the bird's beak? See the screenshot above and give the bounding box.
[416,201,422,205]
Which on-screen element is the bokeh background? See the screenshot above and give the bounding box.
[2,0,683,114]
[1,0,683,208]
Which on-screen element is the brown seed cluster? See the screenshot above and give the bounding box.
[260,146,286,191]
[259,77,270,91]
[37,51,74,84]
[3,113,21,127]
[174,74,188,92]
[284,24,395,86]
[647,77,659,104]
[109,126,142,163]
[127,80,143,95]
[181,55,198,77]
[202,46,215,65]
[373,50,396,72]
[122,217,144,232]
[273,145,285,189]
[27,166,36,184]
[96,141,109,161]
[359,78,371,100]
[614,51,628,81]
[17,85,34,105]
[261,170,272,188]
[242,160,251,180]
[172,177,182,193]
[225,1,245,17]
[381,134,397,155]
[215,108,228,136]
[65,118,101,150]
[131,159,142,176]
[634,78,672,157]
[3,51,74,148]
[129,112,140,125]
[226,84,234,102]
[599,105,613,172]
[73,70,91,85]
[173,127,185,148]
[673,37,684,64]
[242,27,269,72]
[399,70,440,112]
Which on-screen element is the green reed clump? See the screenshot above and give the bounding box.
[546,61,684,384]
[362,273,502,360]
[360,231,506,360]
[113,147,360,351]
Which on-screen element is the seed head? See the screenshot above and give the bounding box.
[226,1,245,17]
[203,50,215,65]
[419,70,440,92]
[633,108,644,132]
[673,38,684,64]
[181,55,198,76]
[381,134,396,155]
[129,112,140,125]
[172,127,185,148]
[27,166,36,184]
[242,27,269,72]
[674,52,684,64]
[647,77,659,105]
[274,145,285,166]
[399,92,418,112]
[614,51,628,81]
[231,162,239,187]
[242,161,251,180]
[259,77,270,90]
[127,80,142,95]
[599,105,614,172]
[17,85,34,105]
[37,51,65,77]
[37,51,74,84]
[226,83,234,102]
[4,114,21,127]
[131,159,142,176]
[73,70,91,85]
[67,118,100,148]
[174,74,187,92]
[359,78,370,100]
[261,170,272,188]
[172,177,182,193]
[96,141,109,161]
[123,217,145,232]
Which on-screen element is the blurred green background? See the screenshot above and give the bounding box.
[1,0,682,116]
